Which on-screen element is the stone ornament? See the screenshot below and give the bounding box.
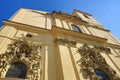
[0,37,42,80]
[55,37,76,46]
[77,44,120,80]
[94,45,111,53]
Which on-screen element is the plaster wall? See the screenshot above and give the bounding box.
[11,9,53,30]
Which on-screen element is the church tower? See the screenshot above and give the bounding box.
[0,8,120,80]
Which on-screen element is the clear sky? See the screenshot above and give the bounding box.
[0,0,120,40]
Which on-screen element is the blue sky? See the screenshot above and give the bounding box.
[0,0,120,40]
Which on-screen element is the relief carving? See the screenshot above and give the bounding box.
[0,37,42,80]
[77,44,120,80]
[55,37,76,46]
[94,45,111,53]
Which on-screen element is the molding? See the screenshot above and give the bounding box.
[3,20,51,34]
[52,26,107,44]
[107,43,120,49]
[3,20,108,44]
[52,12,88,26]
[55,37,77,47]
[52,11,110,32]
[88,25,110,32]
[45,15,47,29]
[9,8,22,20]
[72,9,92,16]
[31,10,50,16]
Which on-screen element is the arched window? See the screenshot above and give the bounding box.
[71,24,81,32]
[5,63,27,79]
[94,68,111,80]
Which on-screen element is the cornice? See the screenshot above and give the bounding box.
[3,20,113,45]
[31,10,50,16]
[52,12,110,32]
[9,8,22,20]
[2,20,51,34]
[72,9,92,16]
[88,25,110,32]
[52,26,107,44]
[107,43,120,49]
[52,12,88,26]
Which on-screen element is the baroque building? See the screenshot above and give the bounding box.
[0,8,120,80]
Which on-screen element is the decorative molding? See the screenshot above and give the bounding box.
[52,11,88,26]
[0,37,42,80]
[52,26,107,44]
[3,20,51,34]
[77,44,120,80]
[55,37,76,46]
[94,45,111,53]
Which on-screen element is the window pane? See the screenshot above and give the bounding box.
[71,24,81,32]
[5,63,27,78]
[94,68,111,80]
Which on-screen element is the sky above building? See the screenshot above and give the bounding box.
[0,0,120,40]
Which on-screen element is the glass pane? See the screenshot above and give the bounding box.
[71,24,81,32]
[5,63,27,78]
[94,68,111,80]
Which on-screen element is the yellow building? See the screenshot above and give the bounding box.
[0,8,120,80]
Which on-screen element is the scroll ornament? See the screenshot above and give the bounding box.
[0,38,42,80]
[77,44,120,80]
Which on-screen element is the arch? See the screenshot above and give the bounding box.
[71,24,81,32]
[94,68,111,80]
[5,63,27,79]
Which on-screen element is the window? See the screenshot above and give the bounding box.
[94,68,111,80]
[5,63,27,79]
[71,24,81,32]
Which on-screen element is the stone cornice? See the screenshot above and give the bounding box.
[52,12,88,26]
[31,10,50,16]
[107,43,120,49]
[2,20,51,34]
[52,26,107,44]
[72,9,92,16]
[52,11,110,32]
[88,25,110,32]
[3,20,116,46]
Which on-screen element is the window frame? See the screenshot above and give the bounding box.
[71,24,81,32]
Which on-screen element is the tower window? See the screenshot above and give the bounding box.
[71,24,81,32]
[94,68,111,80]
[5,63,27,79]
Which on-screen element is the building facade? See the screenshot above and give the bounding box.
[0,8,120,80]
